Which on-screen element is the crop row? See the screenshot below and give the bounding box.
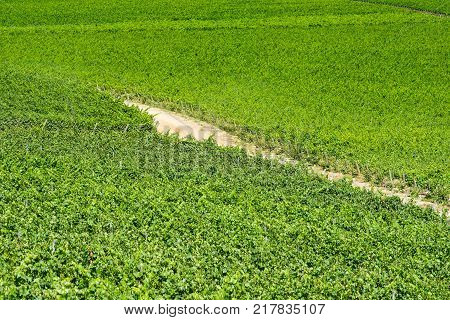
[1,5,447,200]
[0,67,449,299]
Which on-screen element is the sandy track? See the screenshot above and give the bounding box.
[125,99,449,216]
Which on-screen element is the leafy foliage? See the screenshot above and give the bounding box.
[0,69,449,299]
[1,1,448,200]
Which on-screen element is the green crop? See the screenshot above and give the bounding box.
[0,69,449,299]
[0,1,449,300]
[0,0,397,27]
[353,0,449,14]
[1,0,448,200]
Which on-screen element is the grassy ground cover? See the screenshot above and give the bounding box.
[0,0,397,27]
[0,69,449,299]
[354,0,449,14]
[1,0,448,201]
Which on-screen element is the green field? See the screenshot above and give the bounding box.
[1,69,449,299]
[0,1,449,299]
[356,0,449,14]
[1,0,448,200]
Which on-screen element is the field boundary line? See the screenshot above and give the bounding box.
[352,0,448,17]
[124,99,449,216]
[0,12,439,34]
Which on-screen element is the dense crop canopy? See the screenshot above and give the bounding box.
[0,0,449,299]
[355,0,449,15]
[1,1,448,200]
[0,68,449,300]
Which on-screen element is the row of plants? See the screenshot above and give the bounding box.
[0,68,449,299]
[1,1,447,200]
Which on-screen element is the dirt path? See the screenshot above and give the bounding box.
[125,99,449,216]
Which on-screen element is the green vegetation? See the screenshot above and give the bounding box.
[0,1,449,299]
[1,0,448,200]
[355,0,449,14]
[1,69,449,299]
[0,0,397,27]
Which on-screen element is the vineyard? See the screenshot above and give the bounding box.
[1,0,448,201]
[0,0,449,299]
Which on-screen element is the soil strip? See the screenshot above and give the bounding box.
[125,99,449,216]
